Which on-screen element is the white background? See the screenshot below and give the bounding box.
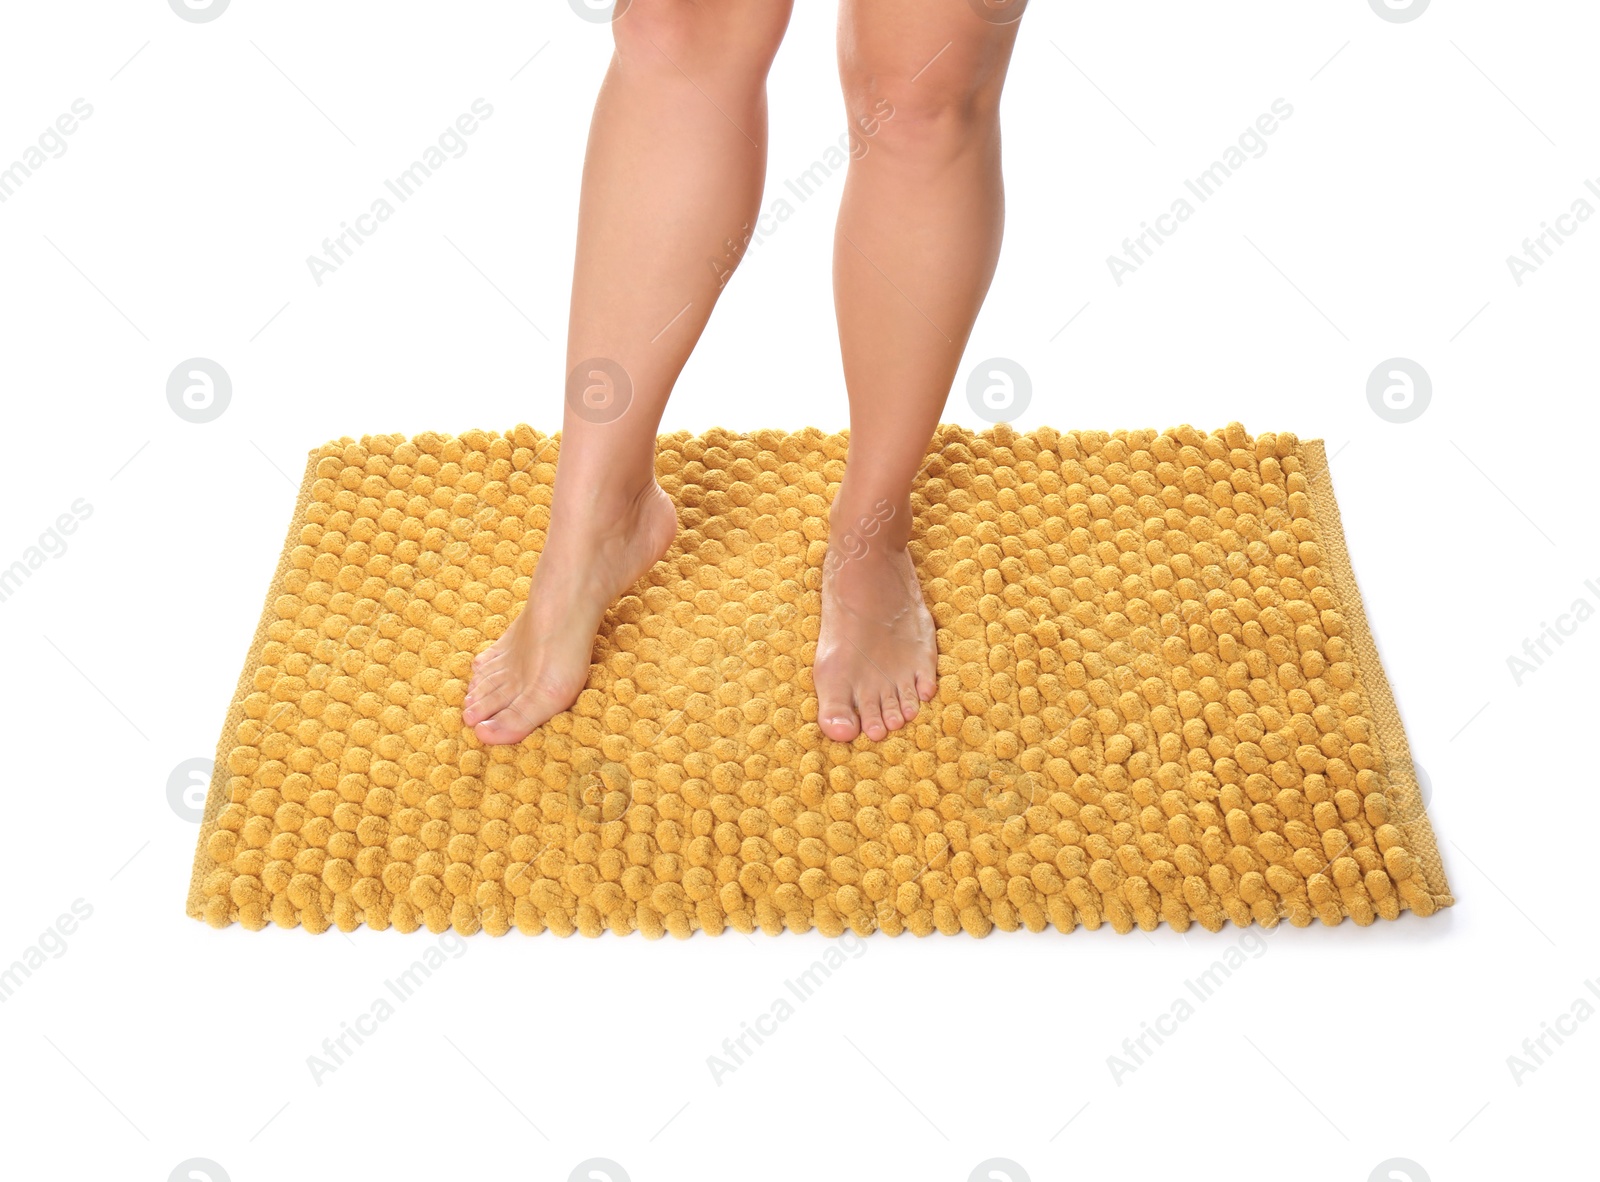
[1,1,1595,1179]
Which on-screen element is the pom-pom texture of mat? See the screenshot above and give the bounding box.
[187,423,1451,938]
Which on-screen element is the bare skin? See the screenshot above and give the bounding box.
[814,502,940,741]
[465,481,677,744]
[816,0,1020,740]
[466,0,1023,745]
[463,1,792,743]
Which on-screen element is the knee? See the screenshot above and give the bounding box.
[612,0,791,85]
[840,41,1010,162]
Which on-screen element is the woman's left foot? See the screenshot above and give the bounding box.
[813,498,938,742]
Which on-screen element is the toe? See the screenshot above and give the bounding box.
[474,697,539,746]
[463,669,512,725]
[473,637,508,668]
[819,713,860,742]
[857,694,887,741]
[815,658,862,742]
[880,689,905,732]
[469,656,503,698]
[897,683,921,722]
[914,668,938,702]
[817,687,860,742]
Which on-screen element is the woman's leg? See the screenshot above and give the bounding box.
[466,0,795,744]
[816,0,1024,742]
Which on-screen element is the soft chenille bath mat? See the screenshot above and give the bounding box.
[187,423,1451,938]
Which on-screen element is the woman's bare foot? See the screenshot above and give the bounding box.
[813,497,939,742]
[464,479,678,745]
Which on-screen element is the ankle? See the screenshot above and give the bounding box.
[829,490,910,552]
[552,470,660,525]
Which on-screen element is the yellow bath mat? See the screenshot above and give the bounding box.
[187,422,1451,938]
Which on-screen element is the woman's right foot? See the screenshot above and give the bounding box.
[464,479,678,745]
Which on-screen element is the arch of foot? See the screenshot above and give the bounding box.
[196,422,1431,936]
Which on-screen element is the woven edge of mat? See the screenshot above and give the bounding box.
[1299,438,1453,912]
[186,450,321,919]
